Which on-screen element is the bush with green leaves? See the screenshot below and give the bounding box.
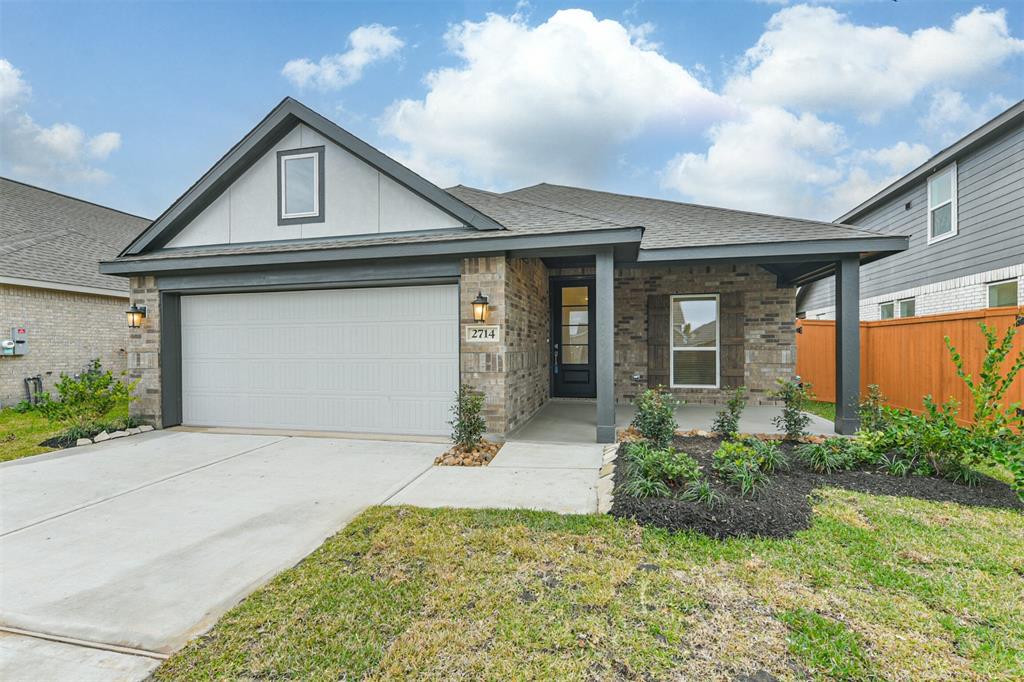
[858,384,889,433]
[620,476,671,499]
[631,386,680,448]
[679,479,723,508]
[38,359,136,429]
[624,441,701,487]
[712,386,747,437]
[712,440,769,496]
[448,384,486,448]
[796,438,858,474]
[747,437,787,474]
[770,378,812,440]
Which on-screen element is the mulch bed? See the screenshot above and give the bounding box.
[610,434,1023,539]
[435,440,503,466]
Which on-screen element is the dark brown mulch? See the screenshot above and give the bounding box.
[610,435,1023,539]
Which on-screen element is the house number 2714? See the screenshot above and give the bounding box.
[465,325,500,343]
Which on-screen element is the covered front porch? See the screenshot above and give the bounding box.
[508,399,835,444]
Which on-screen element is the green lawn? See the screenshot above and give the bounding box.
[0,401,129,463]
[803,400,836,422]
[157,492,1024,681]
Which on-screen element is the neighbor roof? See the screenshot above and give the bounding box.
[837,98,1024,224]
[1,178,149,294]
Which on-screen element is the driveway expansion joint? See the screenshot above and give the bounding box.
[0,626,168,661]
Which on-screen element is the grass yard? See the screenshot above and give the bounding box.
[157,492,1024,681]
[0,401,129,463]
[803,400,836,423]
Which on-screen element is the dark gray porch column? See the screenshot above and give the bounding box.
[596,247,616,443]
[834,255,861,434]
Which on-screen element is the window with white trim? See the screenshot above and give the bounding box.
[879,301,895,320]
[277,146,324,224]
[670,294,719,388]
[927,163,957,243]
[880,298,915,319]
[988,279,1018,307]
[898,297,916,318]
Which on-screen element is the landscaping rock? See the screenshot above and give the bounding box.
[127,427,141,435]
[75,438,92,447]
[93,431,110,442]
[139,425,154,432]
[597,475,614,514]
[109,431,129,439]
[598,462,615,478]
[434,440,502,466]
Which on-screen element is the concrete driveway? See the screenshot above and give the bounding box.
[0,430,441,680]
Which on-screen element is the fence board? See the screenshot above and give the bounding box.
[796,307,1024,422]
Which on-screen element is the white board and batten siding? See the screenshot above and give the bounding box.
[180,286,459,436]
[167,123,465,248]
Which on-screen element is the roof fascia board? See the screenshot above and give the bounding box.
[0,276,127,298]
[123,98,504,256]
[837,100,1024,224]
[100,227,645,275]
[636,236,908,264]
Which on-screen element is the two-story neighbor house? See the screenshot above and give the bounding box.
[799,100,1023,321]
[100,98,907,441]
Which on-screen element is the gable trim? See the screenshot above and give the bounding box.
[121,98,503,256]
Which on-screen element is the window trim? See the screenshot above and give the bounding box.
[926,162,957,244]
[277,146,326,226]
[897,297,916,318]
[987,278,1019,308]
[669,293,720,389]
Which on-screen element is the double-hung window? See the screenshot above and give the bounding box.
[670,295,719,388]
[927,163,957,243]
[277,146,325,225]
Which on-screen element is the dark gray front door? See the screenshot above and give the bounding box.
[551,278,596,398]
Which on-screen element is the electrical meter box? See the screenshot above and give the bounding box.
[11,327,28,355]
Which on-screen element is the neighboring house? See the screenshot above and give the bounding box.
[799,100,1023,321]
[0,178,150,407]
[100,98,907,441]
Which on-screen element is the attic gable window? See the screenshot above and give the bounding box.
[277,146,325,225]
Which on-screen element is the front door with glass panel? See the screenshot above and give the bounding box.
[551,279,596,398]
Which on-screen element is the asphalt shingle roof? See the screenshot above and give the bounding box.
[1,178,150,292]
[499,183,884,249]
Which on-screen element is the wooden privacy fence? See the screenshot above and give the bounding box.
[796,307,1024,422]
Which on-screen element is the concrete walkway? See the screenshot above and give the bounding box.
[0,431,442,680]
[509,400,834,443]
[386,441,606,514]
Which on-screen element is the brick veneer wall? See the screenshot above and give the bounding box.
[459,256,549,436]
[551,264,796,405]
[0,284,128,408]
[127,276,162,426]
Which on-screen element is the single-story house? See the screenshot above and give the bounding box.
[0,178,150,408]
[100,98,907,442]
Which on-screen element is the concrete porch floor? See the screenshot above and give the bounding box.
[508,399,834,444]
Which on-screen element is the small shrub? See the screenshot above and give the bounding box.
[770,378,812,440]
[625,441,701,486]
[748,438,787,474]
[712,440,769,496]
[858,384,889,433]
[11,399,39,414]
[796,438,856,474]
[712,386,747,437]
[449,384,486,449]
[38,359,136,429]
[679,479,723,508]
[631,386,680,448]
[620,476,672,499]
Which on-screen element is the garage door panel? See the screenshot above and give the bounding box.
[180,285,458,435]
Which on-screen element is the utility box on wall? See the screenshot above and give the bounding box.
[4,326,28,356]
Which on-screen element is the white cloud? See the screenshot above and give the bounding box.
[0,59,122,184]
[726,6,1024,122]
[661,108,933,219]
[921,89,1015,144]
[381,9,730,188]
[282,24,404,90]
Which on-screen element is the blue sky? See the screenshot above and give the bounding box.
[1,1,1021,221]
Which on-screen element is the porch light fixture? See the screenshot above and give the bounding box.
[126,304,147,329]
[471,292,489,323]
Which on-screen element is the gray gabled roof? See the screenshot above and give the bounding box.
[499,183,885,250]
[837,98,1024,224]
[120,97,503,256]
[1,177,149,294]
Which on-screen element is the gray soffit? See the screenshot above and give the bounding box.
[837,99,1024,224]
[120,97,504,256]
[636,236,909,264]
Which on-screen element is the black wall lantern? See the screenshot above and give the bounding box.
[126,304,147,329]
[471,292,489,323]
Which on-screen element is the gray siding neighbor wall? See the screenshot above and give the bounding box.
[800,120,1023,315]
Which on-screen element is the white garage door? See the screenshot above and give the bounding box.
[180,285,459,436]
